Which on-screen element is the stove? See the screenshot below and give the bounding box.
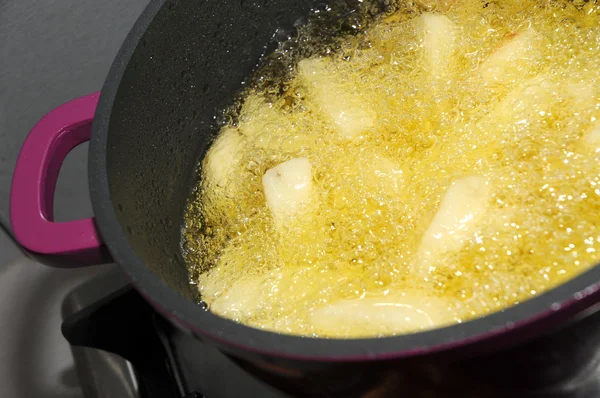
[60,266,600,398]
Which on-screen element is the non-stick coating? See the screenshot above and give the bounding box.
[102,0,320,301]
[90,0,600,362]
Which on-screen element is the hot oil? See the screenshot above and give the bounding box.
[183,0,600,338]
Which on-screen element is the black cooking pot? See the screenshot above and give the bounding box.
[9,0,600,396]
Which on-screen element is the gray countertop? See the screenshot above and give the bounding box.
[0,0,149,396]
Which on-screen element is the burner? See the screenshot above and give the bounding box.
[61,268,600,398]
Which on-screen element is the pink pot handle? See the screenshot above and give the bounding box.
[10,92,111,267]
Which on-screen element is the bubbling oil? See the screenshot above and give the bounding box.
[183,0,600,338]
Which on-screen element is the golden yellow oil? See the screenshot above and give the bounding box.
[183,0,600,338]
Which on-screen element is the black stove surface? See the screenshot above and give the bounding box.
[61,268,600,398]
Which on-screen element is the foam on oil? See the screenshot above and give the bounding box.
[183,0,600,338]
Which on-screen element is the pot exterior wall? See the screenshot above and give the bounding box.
[167,302,600,397]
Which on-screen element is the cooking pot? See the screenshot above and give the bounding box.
[9,0,600,396]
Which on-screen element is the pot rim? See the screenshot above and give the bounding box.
[89,0,600,361]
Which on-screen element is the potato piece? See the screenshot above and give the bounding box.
[417,176,491,275]
[311,293,451,337]
[567,83,599,151]
[238,94,287,146]
[200,238,280,320]
[239,96,280,141]
[298,58,376,139]
[360,153,404,199]
[584,123,600,149]
[262,158,314,227]
[485,72,593,128]
[478,72,595,154]
[204,127,245,189]
[479,28,542,84]
[209,274,268,320]
[415,13,457,78]
[237,94,316,156]
[567,81,595,107]
[483,73,555,126]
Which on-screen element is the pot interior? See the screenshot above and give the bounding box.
[105,0,328,301]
